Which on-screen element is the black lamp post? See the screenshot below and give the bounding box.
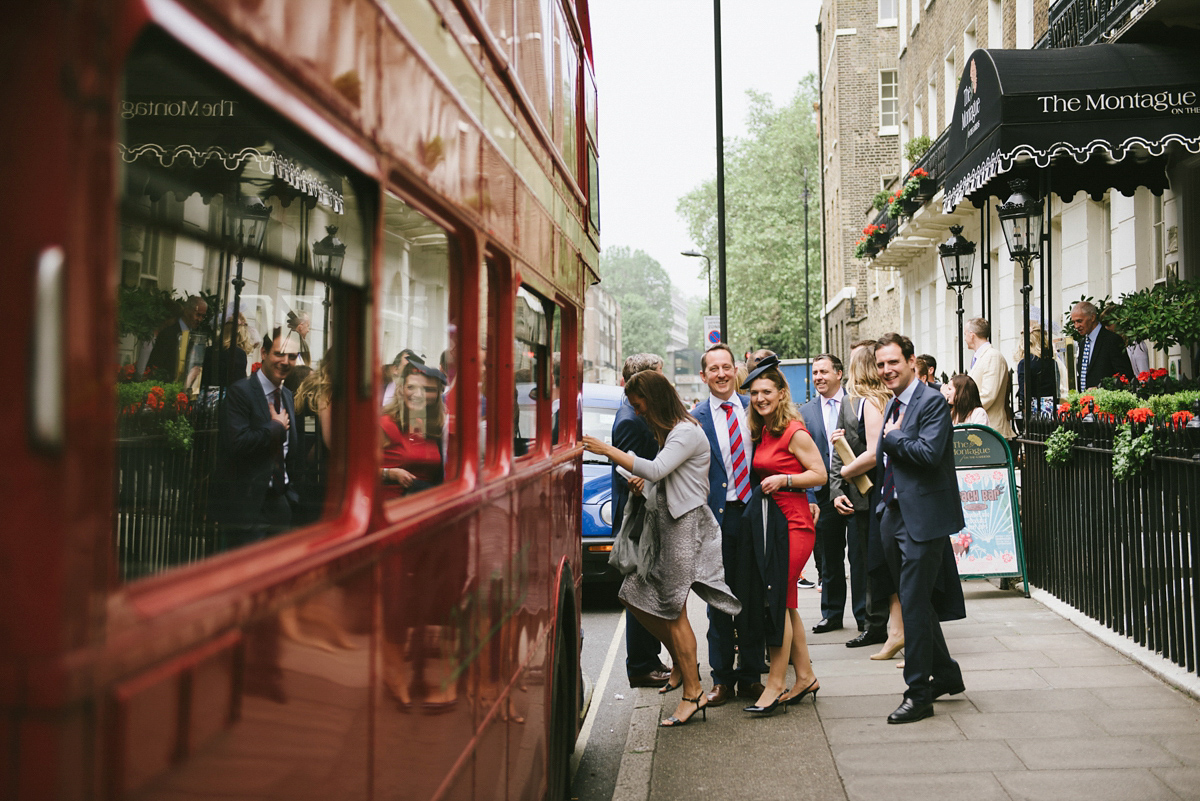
[228,195,271,353]
[997,179,1044,429]
[312,225,346,337]
[681,249,713,317]
[939,224,976,374]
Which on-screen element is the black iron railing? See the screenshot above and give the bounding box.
[911,128,950,191]
[1019,417,1200,674]
[1040,0,1143,49]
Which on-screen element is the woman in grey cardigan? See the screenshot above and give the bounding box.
[582,370,741,728]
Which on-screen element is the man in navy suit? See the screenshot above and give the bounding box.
[801,354,872,642]
[1070,301,1134,389]
[212,327,304,545]
[874,333,967,723]
[611,353,672,688]
[693,343,766,706]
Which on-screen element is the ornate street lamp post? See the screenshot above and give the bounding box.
[228,195,271,354]
[312,225,346,337]
[939,224,976,375]
[681,249,713,316]
[996,179,1044,430]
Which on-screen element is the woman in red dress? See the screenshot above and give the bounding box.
[380,361,446,499]
[741,357,826,715]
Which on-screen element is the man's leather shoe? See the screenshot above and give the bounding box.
[628,668,672,688]
[706,684,732,706]
[931,679,966,699]
[846,628,887,648]
[737,681,766,699]
[811,618,843,634]
[887,698,934,724]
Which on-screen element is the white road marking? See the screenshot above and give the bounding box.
[571,611,626,778]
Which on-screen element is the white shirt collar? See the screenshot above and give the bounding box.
[1086,325,1101,347]
[256,368,282,398]
[895,376,920,408]
[709,392,742,416]
[974,340,992,358]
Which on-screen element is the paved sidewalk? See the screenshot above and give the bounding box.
[611,573,1200,801]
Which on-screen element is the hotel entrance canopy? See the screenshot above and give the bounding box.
[943,44,1200,212]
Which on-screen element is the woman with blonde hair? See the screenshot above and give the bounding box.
[582,369,741,728]
[380,361,447,499]
[739,357,826,714]
[1013,325,1061,417]
[831,344,905,661]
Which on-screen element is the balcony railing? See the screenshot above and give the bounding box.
[1018,416,1200,674]
[1040,0,1144,49]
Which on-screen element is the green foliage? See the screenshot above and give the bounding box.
[1044,426,1078,467]
[1104,279,1200,361]
[1090,388,1140,419]
[872,191,891,212]
[904,135,932,162]
[676,78,821,357]
[1070,388,1200,422]
[118,285,223,342]
[161,416,195,452]
[598,246,675,361]
[1112,422,1156,482]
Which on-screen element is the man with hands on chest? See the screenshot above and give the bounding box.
[874,333,967,724]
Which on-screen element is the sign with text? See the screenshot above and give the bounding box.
[703,316,721,346]
[951,426,1025,584]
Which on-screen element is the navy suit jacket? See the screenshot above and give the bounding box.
[800,395,837,503]
[611,397,658,531]
[875,379,965,542]
[212,374,303,525]
[1078,325,1135,389]
[691,394,754,523]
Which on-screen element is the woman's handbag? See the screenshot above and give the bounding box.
[609,494,646,576]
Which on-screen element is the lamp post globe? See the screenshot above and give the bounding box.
[939,224,976,374]
[997,178,1044,430]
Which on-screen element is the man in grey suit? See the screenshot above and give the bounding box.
[874,333,967,723]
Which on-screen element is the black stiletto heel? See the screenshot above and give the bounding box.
[743,693,787,716]
[783,678,820,706]
[661,694,708,727]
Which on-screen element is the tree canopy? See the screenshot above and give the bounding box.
[677,76,822,358]
[598,246,675,361]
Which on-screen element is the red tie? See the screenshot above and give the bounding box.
[721,402,751,502]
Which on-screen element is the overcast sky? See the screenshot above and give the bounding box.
[590,0,824,301]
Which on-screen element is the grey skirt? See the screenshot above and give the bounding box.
[618,503,742,620]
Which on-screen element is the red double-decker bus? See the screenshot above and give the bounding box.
[1,0,598,798]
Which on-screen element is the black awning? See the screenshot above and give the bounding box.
[943,44,1200,212]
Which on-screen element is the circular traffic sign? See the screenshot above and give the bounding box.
[707,329,721,345]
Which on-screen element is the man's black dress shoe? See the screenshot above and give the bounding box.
[931,679,966,699]
[811,618,843,634]
[846,628,888,648]
[887,698,934,724]
[628,668,672,688]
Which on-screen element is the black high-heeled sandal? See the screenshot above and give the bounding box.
[782,678,820,706]
[660,695,708,727]
[658,662,698,695]
[743,693,787,716]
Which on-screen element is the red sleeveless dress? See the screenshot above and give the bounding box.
[752,419,817,609]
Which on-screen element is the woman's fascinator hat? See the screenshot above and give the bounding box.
[740,354,781,390]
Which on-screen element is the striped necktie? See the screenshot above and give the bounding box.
[721,402,751,502]
[1080,335,1093,386]
[881,401,902,505]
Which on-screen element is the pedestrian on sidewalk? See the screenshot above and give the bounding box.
[801,354,868,637]
[830,342,903,658]
[612,353,673,689]
[874,333,967,723]
[582,369,741,728]
[740,356,825,715]
[692,344,768,708]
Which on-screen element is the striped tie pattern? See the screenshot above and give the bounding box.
[721,402,751,502]
[881,401,902,505]
[1080,335,1093,387]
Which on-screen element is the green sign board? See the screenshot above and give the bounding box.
[951,425,1027,594]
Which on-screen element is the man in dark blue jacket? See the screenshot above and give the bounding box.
[874,333,967,723]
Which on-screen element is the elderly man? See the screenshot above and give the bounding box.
[145,295,208,382]
[1070,301,1134,389]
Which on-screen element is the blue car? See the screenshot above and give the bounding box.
[581,383,625,584]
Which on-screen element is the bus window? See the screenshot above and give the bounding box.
[514,285,551,457]
[114,32,369,582]
[378,194,458,500]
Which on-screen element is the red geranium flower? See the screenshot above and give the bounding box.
[1057,402,1071,416]
[1127,408,1154,424]
[1151,368,1169,380]
[1137,371,1152,382]
[1172,410,1194,426]
[910,167,929,178]
[251,362,261,373]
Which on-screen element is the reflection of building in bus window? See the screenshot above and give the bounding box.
[380,361,447,499]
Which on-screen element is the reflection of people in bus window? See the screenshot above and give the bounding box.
[293,353,333,523]
[380,361,446,498]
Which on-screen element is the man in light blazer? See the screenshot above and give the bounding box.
[966,317,1014,438]
[874,333,967,724]
[692,343,766,706]
[1071,301,1134,388]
